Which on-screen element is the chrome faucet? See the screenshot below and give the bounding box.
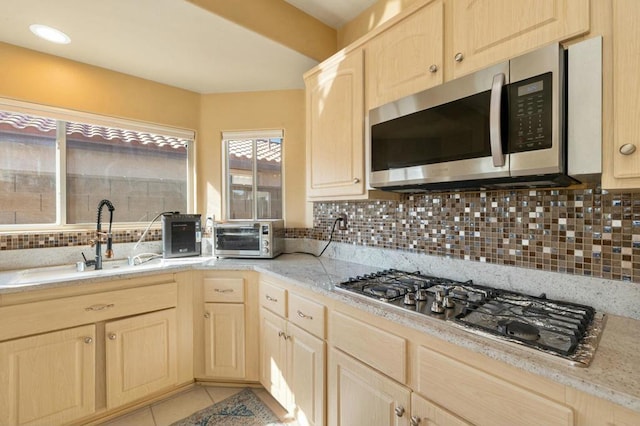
[91,199,115,270]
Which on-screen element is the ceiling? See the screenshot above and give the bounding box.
[0,0,378,94]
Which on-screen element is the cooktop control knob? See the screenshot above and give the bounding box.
[443,295,455,309]
[416,289,429,301]
[403,292,416,305]
[430,300,445,314]
[435,290,445,303]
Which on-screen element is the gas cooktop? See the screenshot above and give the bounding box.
[336,269,606,367]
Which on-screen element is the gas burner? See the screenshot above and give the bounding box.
[335,269,605,367]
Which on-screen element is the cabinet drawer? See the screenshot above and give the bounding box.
[329,311,406,383]
[416,345,573,426]
[288,292,325,338]
[204,277,245,303]
[0,282,177,342]
[259,280,286,317]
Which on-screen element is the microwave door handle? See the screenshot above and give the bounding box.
[490,73,506,167]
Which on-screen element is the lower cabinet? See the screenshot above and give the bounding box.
[411,393,471,426]
[260,306,325,425]
[204,302,245,378]
[0,325,96,426]
[105,308,178,409]
[328,347,411,426]
[415,345,573,426]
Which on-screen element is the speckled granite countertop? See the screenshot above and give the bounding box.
[204,254,640,413]
[0,253,638,412]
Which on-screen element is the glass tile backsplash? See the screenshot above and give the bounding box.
[2,185,639,283]
[287,185,640,283]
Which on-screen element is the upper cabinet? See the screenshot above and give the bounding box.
[450,0,590,78]
[305,49,367,200]
[365,0,444,110]
[605,0,640,188]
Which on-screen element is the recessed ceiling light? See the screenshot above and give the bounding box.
[29,24,71,44]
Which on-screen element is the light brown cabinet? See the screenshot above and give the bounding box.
[259,279,326,425]
[0,325,96,426]
[305,49,366,200]
[415,345,573,425]
[328,347,411,426]
[450,0,590,78]
[105,308,178,409]
[411,393,472,426]
[195,272,259,382]
[365,0,444,110]
[605,0,640,187]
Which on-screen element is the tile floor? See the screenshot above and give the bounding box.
[99,385,296,426]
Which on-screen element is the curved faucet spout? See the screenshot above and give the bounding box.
[95,199,115,270]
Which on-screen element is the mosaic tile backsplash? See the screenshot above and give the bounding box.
[2,185,639,283]
[287,185,640,283]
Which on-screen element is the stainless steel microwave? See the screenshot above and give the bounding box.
[213,220,284,259]
[162,213,202,258]
[368,37,602,192]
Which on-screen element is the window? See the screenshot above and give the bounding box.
[223,130,283,220]
[0,101,194,228]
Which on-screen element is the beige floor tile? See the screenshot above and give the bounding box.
[202,385,243,403]
[99,407,155,426]
[151,386,213,426]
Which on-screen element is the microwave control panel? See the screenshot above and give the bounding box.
[509,72,553,153]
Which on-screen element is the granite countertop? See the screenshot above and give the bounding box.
[0,253,638,412]
[205,254,640,413]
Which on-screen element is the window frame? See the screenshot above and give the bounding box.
[0,97,196,232]
[222,129,284,222]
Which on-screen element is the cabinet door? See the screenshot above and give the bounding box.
[415,346,572,426]
[451,0,589,78]
[365,0,444,110]
[105,308,177,409]
[288,323,325,426]
[328,347,410,426]
[204,303,245,378]
[259,307,288,409]
[411,393,472,426]
[0,325,95,426]
[609,0,640,184]
[306,49,365,199]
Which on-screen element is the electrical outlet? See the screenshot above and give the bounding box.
[338,213,348,230]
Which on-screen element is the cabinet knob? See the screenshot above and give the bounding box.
[395,406,405,417]
[83,337,93,344]
[454,52,464,62]
[411,415,422,426]
[204,312,211,319]
[353,178,360,184]
[278,331,285,338]
[429,64,438,73]
[108,333,117,340]
[619,143,637,155]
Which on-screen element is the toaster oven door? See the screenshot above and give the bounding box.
[214,224,262,257]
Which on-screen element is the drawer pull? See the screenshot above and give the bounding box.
[85,303,114,312]
[265,295,278,302]
[214,288,234,293]
[108,333,117,340]
[297,310,313,320]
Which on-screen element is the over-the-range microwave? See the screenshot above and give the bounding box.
[368,37,603,192]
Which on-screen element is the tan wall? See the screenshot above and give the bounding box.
[337,0,419,48]
[0,42,200,130]
[198,90,310,228]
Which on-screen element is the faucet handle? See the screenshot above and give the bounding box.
[81,252,96,267]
